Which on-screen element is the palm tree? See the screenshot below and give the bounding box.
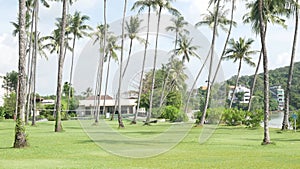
[54,0,68,132]
[131,0,156,124]
[82,87,93,98]
[67,11,92,112]
[147,0,179,125]
[117,0,127,128]
[14,0,28,148]
[123,16,145,77]
[172,35,200,63]
[195,5,234,36]
[200,0,221,125]
[282,0,299,130]
[223,37,257,108]
[103,34,120,118]
[258,0,270,144]
[160,16,189,107]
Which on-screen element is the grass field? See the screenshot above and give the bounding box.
[0,119,300,169]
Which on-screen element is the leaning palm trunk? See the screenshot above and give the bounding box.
[147,7,163,125]
[211,0,235,85]
[117,0,127,128]
[184,50,210,114]
[55,0,68,132]
[131,7,151,124]
[282,0,298,130]
[200,0,221,125]
[248,50,262,111]
[14,0,28,148]
[122,38,133,77]
[258,0,270,144]
[229,59,242,108]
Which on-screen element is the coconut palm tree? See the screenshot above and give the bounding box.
[160,16,189,107]
[147,0,180,125]
[14,0,28,148]
[282,0,299,130]
[117,0,127,128]
[103,34,120,118]
[223,37,257,108]
[123,16,145,77]
[172,35,200,63]
[131,0,156,124]
[67,11,92,112]
[82,87,93,98]
[54,0,68,132]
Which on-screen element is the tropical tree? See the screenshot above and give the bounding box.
[223,37,256,108]
[14,0,28,148]
[54,0,68,132]
[282,0,299,130]
[123,16,145,77]
[258,0,270,144]
[103,34,120,118]
[147,0,179,125]
[131,0,156,124]
[172,35,200,63]
[67,11,92,111]
[82,87,93,98]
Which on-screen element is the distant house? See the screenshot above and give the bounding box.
[77,95,137,117]
[228,85,250,104]
[270,86,284,110]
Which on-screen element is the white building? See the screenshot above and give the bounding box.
[270,86,284,110]
[228,85,251,104]
[0,74,5,107]
[77,95,137,117]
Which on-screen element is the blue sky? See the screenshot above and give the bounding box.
[0,0,299,95]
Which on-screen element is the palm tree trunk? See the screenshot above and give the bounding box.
[14,0,28,148]
[122,38,133,77]
[258,0,270,144]
[229,59,242,108]
[117,0,127,128]
[212,0,235,84]
[95,0,107,124]
[67,34,77,113]
[131,6,151,124]
[31,0,39,126]
[184,50,210,114]
[55,0,68,132]
[147,6,162,125]
[103,53,112,118]
[200,0,221,125]
[282,0,298,130]
[248,50,262,111]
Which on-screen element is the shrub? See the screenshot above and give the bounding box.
[245,110,263,128]
[223,108,246,126]
[194,108,223,124]
[161,106,187,122]
[0,106,5,120]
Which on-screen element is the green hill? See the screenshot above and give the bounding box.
[227,62,300,110]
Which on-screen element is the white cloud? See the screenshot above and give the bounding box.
[0,33,18,74]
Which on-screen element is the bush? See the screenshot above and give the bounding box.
[0,106,5,120]
[161,106,187,122]
[223,108,246,126]
[245,110,263,128]
[194,108,223,124]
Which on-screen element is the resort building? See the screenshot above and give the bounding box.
[270,86,285,110]
[228,85,251,104]
[77,95,137,117]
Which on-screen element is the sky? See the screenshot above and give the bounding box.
[0,0,299,96]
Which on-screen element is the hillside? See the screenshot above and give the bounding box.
[227,62,300,110]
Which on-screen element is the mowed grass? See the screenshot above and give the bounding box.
[0,119,300,169]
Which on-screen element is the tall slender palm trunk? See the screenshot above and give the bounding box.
[117,0,127,128]
[131,7,151,124]
[282,0,299,130]
[67,34,77,112]
[122,38,133,77]
[212,0,235,84]
[200,0,221,125]
[55,0,68,132]
[258,0,270,144]
[103,54,112,118]
[14,0,28,148]
[147,7,163,124]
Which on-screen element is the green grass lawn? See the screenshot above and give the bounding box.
[0,119,300,169]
